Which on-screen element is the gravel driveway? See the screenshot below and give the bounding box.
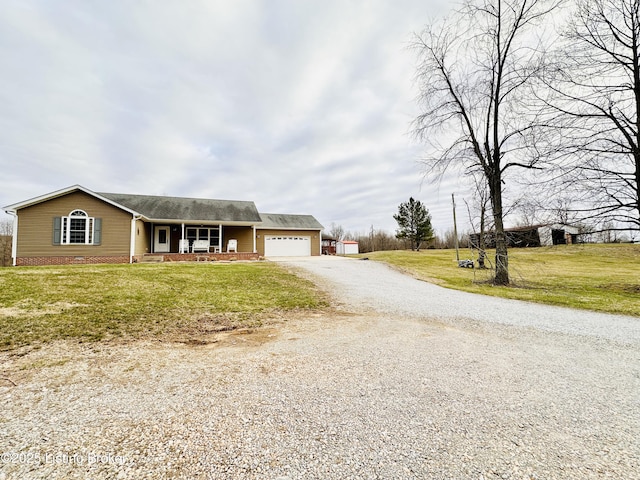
[277,256,640,344]
[1,256,639,479]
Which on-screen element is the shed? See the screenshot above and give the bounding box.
[538,224,581,246]
[337,240,359,255]
[469,223,582,249]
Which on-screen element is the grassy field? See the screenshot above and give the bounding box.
[359,243,640,317]
[0,262,327,350]
[2,245,638,350]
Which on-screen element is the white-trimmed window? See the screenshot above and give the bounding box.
[185,226,220,249]
[53,210,102,245]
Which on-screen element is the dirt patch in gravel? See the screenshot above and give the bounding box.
[0,309,342,386]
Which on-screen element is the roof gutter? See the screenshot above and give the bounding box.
[144,218,262,226]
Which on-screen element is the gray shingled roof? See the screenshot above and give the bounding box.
[99,192,262,223]
[259,213,323,230]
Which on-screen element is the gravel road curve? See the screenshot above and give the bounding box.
[1,256,638,480]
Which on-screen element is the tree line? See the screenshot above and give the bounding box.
[325,220,469,254]
[0,220,12,267]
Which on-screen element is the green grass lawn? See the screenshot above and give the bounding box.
[0,262,327,350]
[2,245,638,350]
[359,243,640,317]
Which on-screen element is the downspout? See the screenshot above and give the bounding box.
[130,214,142,263]
[6,210,17,266]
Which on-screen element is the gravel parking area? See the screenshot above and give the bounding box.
[1,256,639,479]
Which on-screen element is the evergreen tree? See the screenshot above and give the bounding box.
[394,197,434,251]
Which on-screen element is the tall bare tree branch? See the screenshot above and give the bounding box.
[412,0,559,285]
[539,0,640,232]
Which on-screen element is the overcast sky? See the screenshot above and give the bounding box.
[0,0,474,236]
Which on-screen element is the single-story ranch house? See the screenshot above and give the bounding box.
[3,185,323,266]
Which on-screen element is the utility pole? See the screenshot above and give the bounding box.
[452,193,460,262]
[370,224,375,252]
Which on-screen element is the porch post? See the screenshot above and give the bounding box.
[253,225,257,253]
[219,224,223,252]
[181,223,185,253]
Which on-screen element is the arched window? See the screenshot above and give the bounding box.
[67,210,89,244]
[53,210,102,245]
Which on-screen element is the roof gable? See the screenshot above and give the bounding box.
[3,185,138,215]
[99,192,262,224]
[259,213,323,230]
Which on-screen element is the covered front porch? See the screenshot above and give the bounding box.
[139,251,260,262]
[147,223,257,256]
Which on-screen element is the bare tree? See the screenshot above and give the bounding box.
[464,174,493,268]
[0,219,13,267]
[354,228,406,253]
[541,0,640,233]
[412,0,559,285]
[512,194,577,226]
[328,223,345,241]
[433,228,470,249]
[514,200,540,226]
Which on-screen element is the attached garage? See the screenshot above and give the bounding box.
[257,213,323,257]
[264,235,311,256]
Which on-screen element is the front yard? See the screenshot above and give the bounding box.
[2,244,638,351]
[0,262,327,350]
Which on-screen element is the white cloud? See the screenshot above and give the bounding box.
[0,0,473,236]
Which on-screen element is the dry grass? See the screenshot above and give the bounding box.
[0,262,327,350]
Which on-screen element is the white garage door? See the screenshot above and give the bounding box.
[264,235,311,256]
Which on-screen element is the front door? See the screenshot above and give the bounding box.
[154,226,170,253]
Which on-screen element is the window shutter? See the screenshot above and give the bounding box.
[93,218,102,245]
[53,217,62,245]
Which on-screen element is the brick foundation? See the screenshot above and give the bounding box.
[14,252,261,266]
[16,256,130,266]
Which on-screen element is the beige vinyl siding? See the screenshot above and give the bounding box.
[222,226,255,253]
[134,219,149,255]
[16,191,132,257]
[256,229,321,256]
